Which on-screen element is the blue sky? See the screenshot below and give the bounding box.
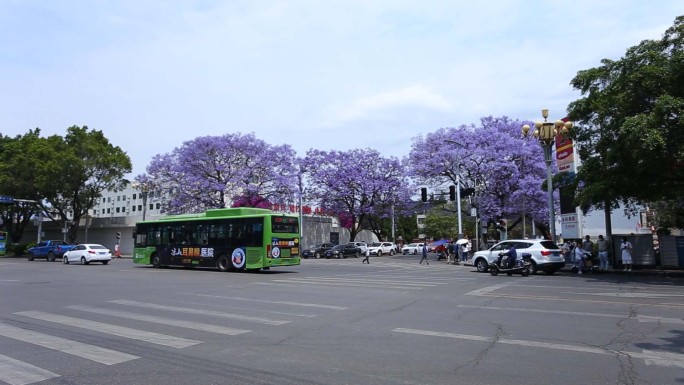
[2,0,681,235]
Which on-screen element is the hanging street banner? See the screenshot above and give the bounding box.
[557,118,579,239]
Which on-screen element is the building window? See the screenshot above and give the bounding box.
[132,206,136,212]
[106,208,110,214]
[117,196,121,201]
[107,197,111,203]
[156,203,161,210]
[138,205,142,211]
[149,204,153,210]
[116,207,120,213]
[133,193,137,200]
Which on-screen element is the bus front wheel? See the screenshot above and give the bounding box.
[152,254,162,269]
[216,255,230,272]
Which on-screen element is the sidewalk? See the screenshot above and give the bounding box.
[455,259,684,278]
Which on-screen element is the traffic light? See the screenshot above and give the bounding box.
[460,187,475,197]
[116,232,121,239]
[449,186,456,201]
[421,188,428,202]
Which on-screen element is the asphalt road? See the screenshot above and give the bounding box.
[1,254,683,385]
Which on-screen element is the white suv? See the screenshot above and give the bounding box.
[347,242,368,254]
[471,239,565,275]
[367,242,396,256]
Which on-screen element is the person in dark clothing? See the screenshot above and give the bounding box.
[504,244,517,268]
[419,243,429,265]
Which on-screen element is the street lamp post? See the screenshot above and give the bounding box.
[445,140,464,240]
[522,109,572,244]
[132,181,151,221]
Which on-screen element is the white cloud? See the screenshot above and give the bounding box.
[325,84,452,124]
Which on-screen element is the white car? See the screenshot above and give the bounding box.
[347,242,368,254]
[471,239,565,275]
[401,242,426,255]
[367,242,396,256]
[63,244,112,265]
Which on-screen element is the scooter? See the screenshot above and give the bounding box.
[570,252,601,274]
[489,252,532,277]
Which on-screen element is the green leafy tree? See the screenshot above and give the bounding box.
[423,208,457,240]
[567,16,684,227]
[0,130,42,243]
[29,126,132,243]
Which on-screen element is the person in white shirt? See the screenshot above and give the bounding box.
[620,237,633,271]
[573,240,589,275]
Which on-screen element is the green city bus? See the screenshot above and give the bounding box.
[132,207,300,271]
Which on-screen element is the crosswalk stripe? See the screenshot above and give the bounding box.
[0,323,138,365]
[266,279,425,290]
[0,353,59,385]
[66,305,250,335]
[14,311,201,348]
[108,300,289,325]
[195,294,348,310]
[294,277,442,286]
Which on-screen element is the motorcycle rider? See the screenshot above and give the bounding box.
[504,243,517,268]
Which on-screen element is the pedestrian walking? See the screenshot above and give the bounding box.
[362,247,370,264]
[419,243,429,265]
[597,235,609,271]
[114,243,121,259]
[620,237,633,271]
[462,242,470,263]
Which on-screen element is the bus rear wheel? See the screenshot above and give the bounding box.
[216,255,230,272]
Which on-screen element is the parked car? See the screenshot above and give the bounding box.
[471,239,565,275]
[347,242,368,254]
[302,242,335,259]
[62,244,112,265]
[401,242,426,255]
[27,240,77,262]
[324,244,361,259]
[367,242,396,256]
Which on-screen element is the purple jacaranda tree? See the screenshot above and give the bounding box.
[409,116,555,239]
[302,148,412,241]
[143,133,298,214]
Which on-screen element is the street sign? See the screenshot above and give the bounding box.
[0,196,14,204]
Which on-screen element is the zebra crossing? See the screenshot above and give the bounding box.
[261,260,475,289]
[0,265,467,384]
[0,296,315,384]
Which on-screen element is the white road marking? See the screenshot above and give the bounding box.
[465,283,516,296]
[0,322,138,365]
[293,277,444,286]
[109,300,289,325]
[14,311,200,348]
[568,292,684,298]
[635,315,684,325]
[0,353,59,385]
[393,328,684,368]
[263,279,425,290]
[0,279,20,282]
[195,294,348,310]
[66,305,250,335]
[456,305,684,325]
